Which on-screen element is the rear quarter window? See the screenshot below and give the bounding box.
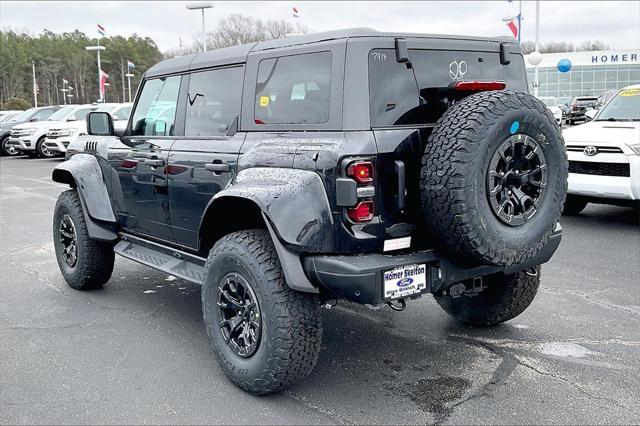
[254,51,332,125]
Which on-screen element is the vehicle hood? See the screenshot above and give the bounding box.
[548,106,562,114]
[12,120,63,130]
[48,121,87,132]
[563,121,640,145]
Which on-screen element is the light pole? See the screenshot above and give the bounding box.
[186,2,214,52]
[125,73,134,102]
[527,1,542,97]
[86,45,106,102]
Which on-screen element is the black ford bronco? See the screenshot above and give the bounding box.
[52,29,567,395]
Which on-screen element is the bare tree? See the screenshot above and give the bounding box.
[520,40,608,54]
[208,14,309,50]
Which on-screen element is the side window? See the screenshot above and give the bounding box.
[185,67,243,137]
[113,106,132,120]
[130,76,181,136]
[255,51,332,125]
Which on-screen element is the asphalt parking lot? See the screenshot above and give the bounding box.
[0,155,638,425]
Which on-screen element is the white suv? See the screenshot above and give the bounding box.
[562,84,640,214]
[43,103,132,156]
[7,105,97,157]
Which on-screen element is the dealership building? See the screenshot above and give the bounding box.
[524,49,640,100]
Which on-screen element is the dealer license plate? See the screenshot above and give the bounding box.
[383,264,427,300]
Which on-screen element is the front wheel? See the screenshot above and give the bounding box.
[53,189,115,290]
[36,136,55,158]
[0,136,19,156]
[202,229,322,395]
[563,194,589,215]
[434,266,541,327]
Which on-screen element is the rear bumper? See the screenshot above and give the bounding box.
[303,224,562,304]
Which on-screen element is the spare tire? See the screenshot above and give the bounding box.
[420,90,567,266]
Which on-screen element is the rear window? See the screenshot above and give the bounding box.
[369,49,527,127]
[576,98,597,106]
[255,51,332,125]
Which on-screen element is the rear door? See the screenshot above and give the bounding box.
[167,65,245,249]
[117,74,183,242]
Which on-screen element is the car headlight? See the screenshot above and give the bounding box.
[628,144,640,155]
[22,128,37,135]
[58,130,74,137]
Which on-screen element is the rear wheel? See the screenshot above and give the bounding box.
[420,90,567,267]
[563,194,588,215]
[435,266,541,327]
[202,229,322,395]
[36,136,55,158]
[53,189,115,290]
[0,135,19,156]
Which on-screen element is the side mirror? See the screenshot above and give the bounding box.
[584,109,597,122]
[87,112,114,136]
[66,117,75,122]
[30,118,38,122]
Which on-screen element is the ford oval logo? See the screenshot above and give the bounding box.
[583,145,598,156]
[397,277,413,287]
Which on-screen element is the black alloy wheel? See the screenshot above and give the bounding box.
[487,134,547,226]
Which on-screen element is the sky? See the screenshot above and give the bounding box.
[1,1,639,53]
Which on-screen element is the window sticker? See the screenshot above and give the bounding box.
[619,89,640,97]
[260,96,270,106]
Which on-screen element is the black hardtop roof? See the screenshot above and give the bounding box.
[146,28,518,77]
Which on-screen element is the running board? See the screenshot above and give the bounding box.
[114,234,205,284]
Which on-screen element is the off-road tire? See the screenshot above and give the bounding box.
[434,266,541,327]
[0,135,18,156]
[420,90,568,267]
[563,194,588,215]
[201,229,322,395]
[36,136,55,158]
[53,189,115,290]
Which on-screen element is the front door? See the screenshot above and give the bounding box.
[117,74,182,242]
[167,66,246,249]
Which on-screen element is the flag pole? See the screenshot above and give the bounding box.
[121,58,126,103]
[32,61,38,107]
[97,37,103,102]
[518,0,522,43]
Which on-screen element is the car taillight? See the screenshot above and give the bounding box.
[347,201,374,223]
[454,81,507,91]
[572,105,578,110]
[347,161,373,183]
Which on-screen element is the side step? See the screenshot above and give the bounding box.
[114,234,206,284]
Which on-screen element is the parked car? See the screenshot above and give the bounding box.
[566,96,598,125]
[7,104,97,157]
[562,84,640,214]
[0,106,62,156]
[43,103,132,156]
[538,96,562,124]
[557,96,572,119]
[51,29,567,395]
[0,112,21,124]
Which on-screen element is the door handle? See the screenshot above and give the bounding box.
[144,158,165,167]
[205,162,231,173]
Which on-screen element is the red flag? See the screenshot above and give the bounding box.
[292,6,299,18]
[99,70,109,100]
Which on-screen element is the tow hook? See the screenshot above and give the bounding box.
[387,298,407,311]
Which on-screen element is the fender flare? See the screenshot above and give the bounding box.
[52,154,117,241]
[200,168,335,293]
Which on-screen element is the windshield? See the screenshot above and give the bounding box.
[48,106,75,121]
[540,98,558,107]
[12,108,36,122]
[95,105,118,113]
[595,88,640,121]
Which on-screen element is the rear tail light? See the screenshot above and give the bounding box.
[347,161,374,183]
[572,105,578,110]
[347,201,374,223]
[454,81,507,91]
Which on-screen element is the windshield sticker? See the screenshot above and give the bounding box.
[619,89,640,97]
[259,96,270,107]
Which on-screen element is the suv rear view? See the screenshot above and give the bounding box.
[51,29,567,395]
